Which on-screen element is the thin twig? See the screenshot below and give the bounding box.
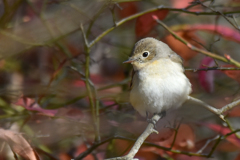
[0,30,43,46]
[169,120,181,149]
[188,96,224,120]
[153,17,240,67]
[26,0,72,104]
[76,135,209,160]
[197,0,240,31]
[109,3,117,26]
[98,78,131,91]
[232,15,240,29]
[75,128,240,159]
[188,96,240,121]
[88,5,240,49]
[207,135,222,157]
[3,3,240,58]
[224,119,240,139]
[80,24,100,142]
[219,99,240,114]
[197,135,220,154]
[185,67,240,72]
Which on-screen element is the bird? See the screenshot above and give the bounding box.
[123,37,192,118]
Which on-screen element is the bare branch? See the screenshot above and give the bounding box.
[105,114,162,160]
[197,135,220,154]
[188,96,224,120]
[219,98,240,114]
[80,24,101,142]
[197,0,240,30]
[188,96,240,121]
[185,67,240,72]
[88,4,240,49]
[80,24,89,48]
[153,16,240,67]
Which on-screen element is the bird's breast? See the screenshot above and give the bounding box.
[130,59,191,116]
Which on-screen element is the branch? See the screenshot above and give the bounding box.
[75,126,240,159]
[207,129,240,157]
[75,134,210,159]
[219,99,240,114]
[152,16,240,120]
[188,96,240,121]
[185,67,240,72]
[105,114,162,160]
[197,135,220,154]
[197,0,240,31]
[224,119,240,139]
[88,4,240,49]
[152,16,240,67]
[4,2,240,58]
[80,24,100,142]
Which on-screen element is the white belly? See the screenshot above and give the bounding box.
[130,60,191,117]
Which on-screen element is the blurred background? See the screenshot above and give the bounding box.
[0,0,240,159]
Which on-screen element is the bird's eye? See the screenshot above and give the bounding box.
[142,51,149,57]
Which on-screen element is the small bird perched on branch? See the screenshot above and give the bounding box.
[124,37,192,118]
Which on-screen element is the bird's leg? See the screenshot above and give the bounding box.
[146,111,154,123]
[147,111,166,129]
[157,110,166,118]
[146,111,158,129]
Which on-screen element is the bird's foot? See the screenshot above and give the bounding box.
[147,118,158,129]
[146,111,157,128]
[145,111,166,129]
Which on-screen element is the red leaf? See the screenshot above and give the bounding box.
[90,74,106,84]
[222,64,240,83]
[198,57,216,92]
[138,124,195,158]
[171,0,203,11]
[235,153,240,160]
[74,144,94,160]
[0,129,39,160]
[73,80,86,87]
[232,0,240,2]
[193,25,240,43]
[157,124,195,150]
[135,10,169,37]
[228,106,240,117]
[117,2,138,19]
[135,150,159,160]
[14,97,58,116]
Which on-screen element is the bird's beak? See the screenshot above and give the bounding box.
[123,57,135,64]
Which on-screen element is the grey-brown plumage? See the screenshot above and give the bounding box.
[124,37,192,117]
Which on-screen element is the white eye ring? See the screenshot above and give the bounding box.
[142,51,149,57]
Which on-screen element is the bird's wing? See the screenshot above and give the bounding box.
[170,51,183,65]
[129,42,137,90]
[130,70,135,90]
[170,52,185,71]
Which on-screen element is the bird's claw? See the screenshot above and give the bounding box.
[146,111,167,129]
[147,118,158,129]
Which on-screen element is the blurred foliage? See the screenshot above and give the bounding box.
[0,0,240,160]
